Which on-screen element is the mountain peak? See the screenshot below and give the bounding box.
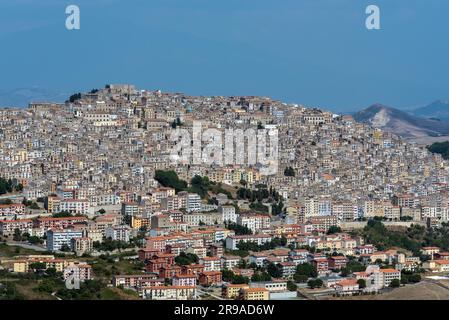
[354,103,449,141]
[413,99,449,121]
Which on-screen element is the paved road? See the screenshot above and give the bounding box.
[0,194,24,200]
[5,241,48,252]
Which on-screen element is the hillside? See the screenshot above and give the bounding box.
[353,104,449,143]
[413,100,449,122]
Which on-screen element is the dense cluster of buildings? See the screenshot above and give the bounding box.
[2,84,449,299]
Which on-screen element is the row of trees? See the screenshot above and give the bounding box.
[154,170,188,192]
[236,186,281,203]
[236,238,287,252]
[222,269,250,284]
[361,220,422,256]
[22,198,40,209]
[236,185,284,215]
[225,222,252,235]
[92,238,135,251]
[154,170,232,199]
[174,252,199,266]
[362,220,449,258]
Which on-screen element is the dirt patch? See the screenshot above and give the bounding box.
[320,280,449,300]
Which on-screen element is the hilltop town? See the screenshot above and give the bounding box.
[1,84,449,300]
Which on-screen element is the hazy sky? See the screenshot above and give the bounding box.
[0,0,448,112]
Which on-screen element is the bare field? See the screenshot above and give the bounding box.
[319,280,449,300]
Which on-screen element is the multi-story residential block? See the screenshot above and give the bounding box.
[47,228,83,251]
[186,193,201,212]
[219,205,238,223]
[199,256,221,272]
[63,262,93,282]
[59,199,89,215]
[71,237,93,255]
[225,235,272,250]
[142,286,196,300]
[237,214,271,232]
[240,287,269,300]
[0,203,25,219]
[0,219,33,235]
[105,225,131,242]
[172,274,197,287]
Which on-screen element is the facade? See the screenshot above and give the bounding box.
[63,263,93,282]
[0,219,33,235]
[219,205,238,223]
[142,286,196,300]
[105,225,131,242]
[225,235,272,250]
[47,228,83,251]
[241,288,269,300]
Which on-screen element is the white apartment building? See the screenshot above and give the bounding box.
[219,205,238,223]
[199,256,221,271]
[186,193,202,212]
[225,234,272,250]
[59,199,89,215]
[47,229,83,251]
[142,286,196,300]
[105,225,131,242]
[63,263,92,282]
[172,275,197,287]
[237,214,270,232]
[182,213,222,227]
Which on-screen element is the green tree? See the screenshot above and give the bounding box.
[13,228,22,241]
[175,252,199,266]
[266,263,282,279]
[389,279,400,288]
[295,263,317,278]
[225,222,252,235]
[29,202,40,210]
[357,279,366,289]
[154,170,188,192]
[29,262,46,271]
[307,278,323,289]
[287,281,297,291]
[60,244,72,252]
[293,274,309,283]
[284,167,295,177]
[327,226,342,234]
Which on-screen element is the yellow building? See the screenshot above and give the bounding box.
[222,284,249,299]
[233,170,243,184]
[13,261,28,273]
[13,258,69,273]
[131,216,151,229]
[46,196,61,214]
[241,288,269,300]
[208,170,224,183]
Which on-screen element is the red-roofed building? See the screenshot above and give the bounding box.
[198,271,222,286]
[311,258,329,274]
[328,256,347,270]
[334,279,359,295]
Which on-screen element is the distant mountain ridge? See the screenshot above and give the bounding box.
[353,103,449,141]
[0,86,68,108]
[412,100,449,121]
